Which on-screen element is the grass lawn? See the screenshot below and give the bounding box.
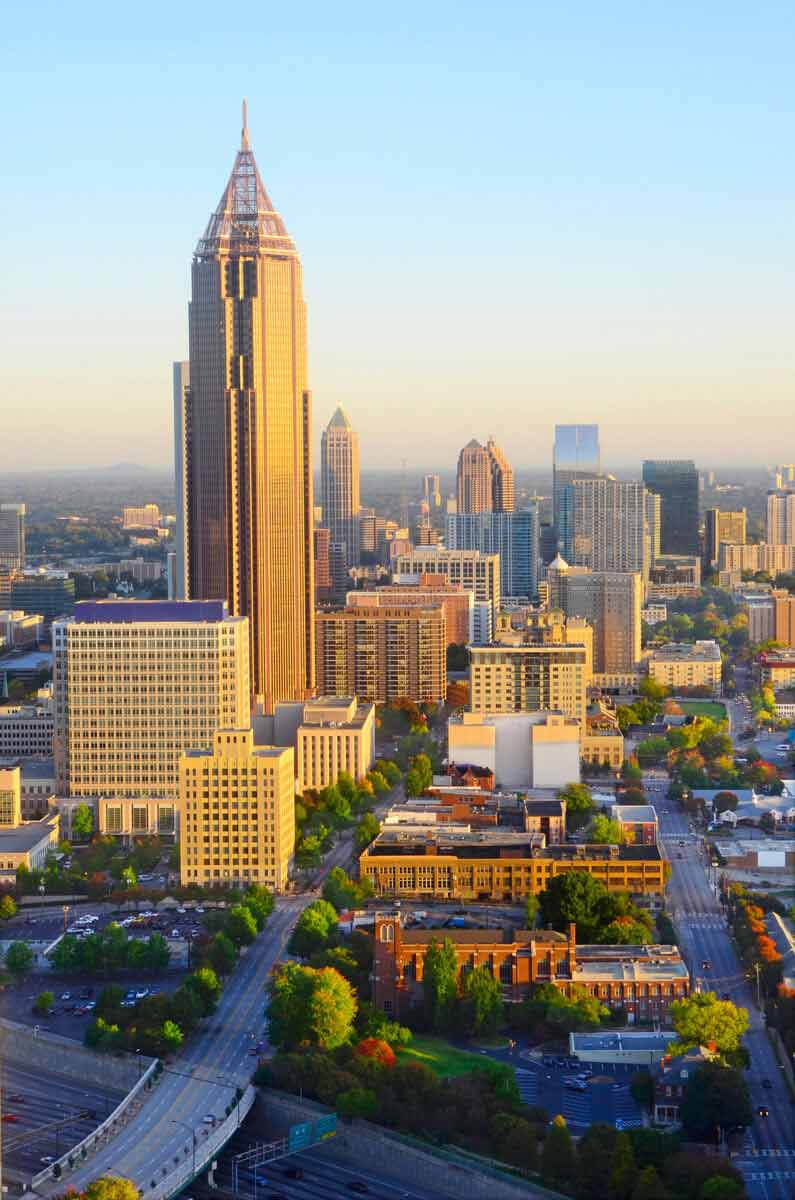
[397,1036,494,1078]
[678,700,727,721]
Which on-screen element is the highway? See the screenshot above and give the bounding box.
[652,778,795,1200]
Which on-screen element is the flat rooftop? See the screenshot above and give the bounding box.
[571,1032,677,1052]
[364,832,661,861]
[72,600,230,624]
[650,640,721,662]
[0,815,58,851]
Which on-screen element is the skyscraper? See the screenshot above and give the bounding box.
[547,558,642,676]
[172,361,190,600]
[570,478,648,576]
[0,504,25,570]
[704,508,747,567]
[446,509,539,598]
[423,474,442,509]
[321,405,361,572]
[456,438,514,514]
[642,460,699,555]
[766,491,795,546]
[182,105,314,710]
[553,425,600,555]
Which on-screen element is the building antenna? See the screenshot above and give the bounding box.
[241,98,250,150]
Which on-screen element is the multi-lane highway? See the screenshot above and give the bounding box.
[652,778,795,1200]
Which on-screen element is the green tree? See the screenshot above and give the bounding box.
[242,884,275,930]
[609,1130,637,1200]
[525,893,539,928]
[4,941,34,977]
[322,866,373,911]
[375,759,401,786]
[205,931,237,976]
[120,865,137,890]
[168,984,204,1033]
[71,802,94,840]
[460,965,503,1036]
[598,919,653,945]
[225,904,258,948]
[539,870,610,940]
[288,899,339,958]
[355,1000,412,1047]
[679,1063,751,1139]
[636,737,670,768]
[159,1019,183,1055]
[82,1176,140,1200]
[699,1178,744,1200]
[576,1123,619,1200]
[632,1166,672,1200]
[670,992,749,1055]
[267,962,356,1051]
[629,1070,654,1109]
[142,933,170,973]
[354,812,380,849]
[34,990,54,1014]
[559,781,594,812]
[336,1086,378,1120]
[639,676,668,702]
[422,937,459,1031]
[185,966,222,1013]
[0,893,17,919]
[590,815,625,844]
[542,1117,576,1192]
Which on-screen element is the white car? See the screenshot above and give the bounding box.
[203,1114,216,1125]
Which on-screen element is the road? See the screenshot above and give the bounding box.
[42,897,310,1196]
[654,782,795,1200]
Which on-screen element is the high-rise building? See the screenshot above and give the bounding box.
[346,577,473,646]
[773,590,795,646]
[773,464,795,490]
[172,361,190,599]
[645,492,661,563]
[766,491,795,546]
[0,504,26,570]
[642,461,699,555]
[315,604,446,704]
[547,557,642,675]
[570,479,648,576]
[313,527,333,602]
[10,573,75,625]
[423,475,442,509]
[456,438,514,514]
[179,728,294,890]
[704,508,747,568]
[321,406,361,572]
[553,425,600,554]
[469,640,589,725]
[53,600,250,798]
[446,509,539,598]
[182,106,313,710]
[122,504,161,530]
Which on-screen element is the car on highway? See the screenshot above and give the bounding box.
[203,1114,216,1125]
[347,1185,370,1195]
[40,1156,55,1165]
[60,992,71,1000]
[701,960,711,970]
[757,1105,769,1117]
[564,1077,587,1091]
[2,1114,21,1123]
[7,1094,24,1104]
[762,1078,773,1089]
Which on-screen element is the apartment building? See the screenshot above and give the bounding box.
[766,490,795,545]
[393,548,500,610]
[757,650,795,689]
[718,543,795,576]
[315,604,446,704]
[546,558,642,675]
[179,727,294,891]
[0,705,54,757]
[347,576,473,646]
[570,478,648,576]
[445,509,539,600]
[53,600,250,798]
[647,640,722,694]
[704,508,746,568]
[295,695,375,792]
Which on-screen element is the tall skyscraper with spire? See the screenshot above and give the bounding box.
[321,405,361,572]
[182,104,314,710]
[456,437,514,514]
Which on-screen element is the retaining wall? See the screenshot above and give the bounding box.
[0,1017,154,1093]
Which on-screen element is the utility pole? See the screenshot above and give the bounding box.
[754,962,762,1011]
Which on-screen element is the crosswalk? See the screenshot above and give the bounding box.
[751,1149,795,1158]
[744,1171,795,1182]
[677,914,725,926]
[515,1070,539,1105]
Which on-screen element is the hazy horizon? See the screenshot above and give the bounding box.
[2,3,793,470]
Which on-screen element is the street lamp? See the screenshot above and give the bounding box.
[171,1119,196,1178]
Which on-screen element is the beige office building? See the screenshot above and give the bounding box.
[647,640,722,694]
[122,504,161,530]
[774,591,795,645]
[53,600,250,798]
[469,643,589,725]
[316,604,446,704]
[296,696,375,792]
[393,548,500,609]
[766,491,795,545]
[704,508,746,568]
[718,543,795,576]
[546,557,642,675]
[571,478,648,576]
[179,728,294,891]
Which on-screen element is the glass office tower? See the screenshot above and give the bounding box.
[642,460,699,555]
[553,425,600,557]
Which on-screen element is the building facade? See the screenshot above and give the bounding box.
[766,490,795,545]
[0,705,54,757]
[456,438,515,514]
[393,548,501,611]
[609,803,659,845]
[182,109,314,710]
[553,425,600,558]
[321,406,361,574]
[570,479,648,576]
[642,460,699,555]
[346,578,473,646]
[315,604,446,704]
[647,640,722,694]
[295,695,375,793]
[704,508,746,568]
[469,627,590,724]
[122,504,161,529]
[179,727,294,891]
[0,504,26,570]
[446,509,539,599]
[773,590,795,645]
[718,543,795,577]
[448,711,581,790]
[172,361,190,599]
[10,574,75,625]
[53,600,250,798]
[547,559,642,675]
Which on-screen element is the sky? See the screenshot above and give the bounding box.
[1,1,793,473]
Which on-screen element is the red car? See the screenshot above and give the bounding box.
[2,1114,21,1123]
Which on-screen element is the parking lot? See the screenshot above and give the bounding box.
[1,1061,125,1179]
[513,1052,644,1129]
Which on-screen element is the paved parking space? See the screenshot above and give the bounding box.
[1,972,187,1038]
[514,1057,644,1128]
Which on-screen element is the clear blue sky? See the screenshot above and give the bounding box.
[1,1,793,472]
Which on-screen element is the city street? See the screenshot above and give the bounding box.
[657,788,795,1200]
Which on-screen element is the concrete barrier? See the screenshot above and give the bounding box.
[0,1017,154,1092]
[259,1089,563,1200]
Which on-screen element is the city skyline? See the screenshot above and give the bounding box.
[2,5,794,470]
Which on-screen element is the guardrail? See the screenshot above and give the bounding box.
[30,1057,160,1191]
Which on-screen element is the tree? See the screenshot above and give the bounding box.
[322,866,373,912]
[636,737,670,768]
[168,985,204,1034]
[525,893,539,928]
[699,1178,744,1200]
[670,992,749,1055]
[590,815,625,844]
[542,1116,576,1192]
[609,1130,637,1200]
[185,966,222,1013]
[288,899,339,958]
[5,941,34,978]
[142,933,170,973]
[354,1038,396,1068]
[34,990,54,1014]
[598,918,653,945]
[159,1019,183,1055]
[422,937,459,1031]
[629,1070,654,1109]
[631,1166,672,1200]
[639,676,669,702]
[120,865,137,890]
[559,782,593,812]
[0,893,17,919]
[460,965,503,1036]
[375,759,401,786]
[72,802,94,840]
[267,962,356,1051]
[354,812,380,850]
[82,1176,140,1200]
[679,1063,752,1139]
[242,884,274,930]
[522,982,609,1033]
[356,1000,412,1047]
[336,1086,379,1120]
[576,1123,619,1200]
[713,791,738,814]
[205,932,237,976]
[225,904,258,948]
[539,870,610,941]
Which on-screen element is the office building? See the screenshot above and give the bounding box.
[647,554,701,598]
[766,490,795,546]
[456,437,514,514]
[182,106,313,709]
[172,361,190,599]
[647,640,722,694]
[423,475,441,509]
[0,610,43,651]
[321,406,361,573]
[0,504,26,570]
[553,425,600,555]
[469,641,589,724]
[394,792,567,844]
[393,547,500,610]
[743,593,775,644]
[315,604,446,704]
[773,590,795,646]
[645,492,661,563]
[446,508,539,599]
[295,696,375,793]
[569,478,648,576]
[546,558,642,676]
[53,600,250,798]
[179,727,294,890]
[448,711,581,789]
[361,836,666,904]
[347,578,473,646]
[122,504,161,530]
[373,914,688,1021]
[704,508,746,568]
[313,527,333,602]
[0,704,54,757]
[642,460,699,555]
[10,574,75,625]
